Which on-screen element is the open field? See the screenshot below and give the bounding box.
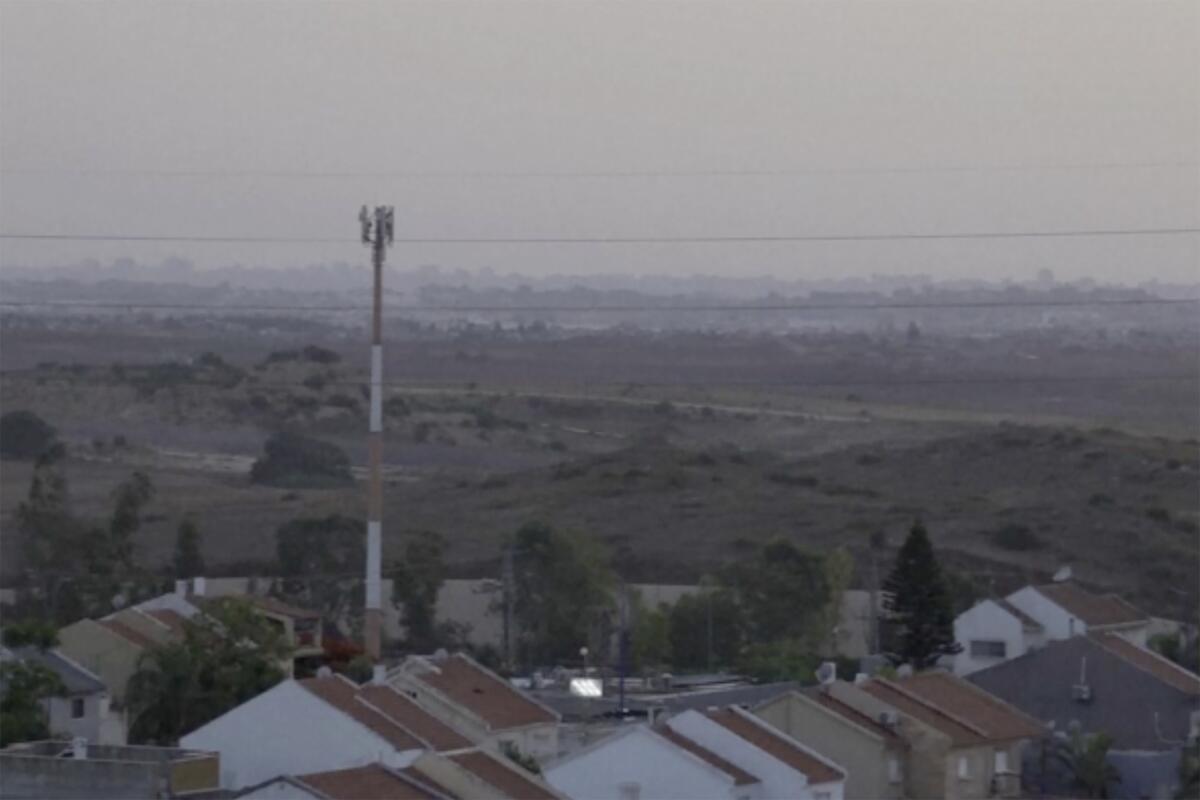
[2,317,1197,621]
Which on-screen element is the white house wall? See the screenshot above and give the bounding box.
[239,778,323,800]
[953,601,1030,676]
[545,727,741,800]
[1005,587,1085,640]
[667,711,824,800]
[179,680,417,790]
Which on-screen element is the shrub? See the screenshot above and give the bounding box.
[301,345,340,364]
[988,525,1044,551]
[767,472,819,487]
[0,411,58,460]
[249,432,353,487]
[1145,507,1171,524]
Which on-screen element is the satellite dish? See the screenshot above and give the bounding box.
[815,662,837,685]
[1052,565,1073,583]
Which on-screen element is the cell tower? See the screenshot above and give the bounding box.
[360,204,393,661]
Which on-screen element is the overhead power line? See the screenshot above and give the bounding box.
[1,227,1197,245]
[1,298,1197,314]
[1,160,1192,179]
[5,375,1193,391]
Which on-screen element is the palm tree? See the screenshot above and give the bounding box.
[1053,725,1121,799]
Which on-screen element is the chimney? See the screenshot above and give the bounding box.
[70,737,87,760]
[372,664,387,686]
[174,580,188,597]
[192,577,207,597]
[854,673,870,685]
[897,664,914,678]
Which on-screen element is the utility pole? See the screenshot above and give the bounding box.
[360,204,393,662]
[502,545,515,671]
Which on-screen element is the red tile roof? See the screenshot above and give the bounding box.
[145,609,188,633]
[448,750,559,800]
[655,725,759,785]
[245,595,321,620]
[1033,583,1148,627]
[412,654,557,731]
[359,684,475,752]
[299,677,424,752]
[97,619,157,650]
[1092,633,1200,695]
[703,709,844,785]
[296,764,446,800]
[863,673,1043,746]
[809,690,906,744]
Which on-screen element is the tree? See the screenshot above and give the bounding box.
[0,661,65,746]
[817,548,854,653]
[276,515,364,577]
[882,521,962,668]
[98,471,154,573]
[250,431,352,488]
[173,519,206,579]
[722,538,830,648]
[127,597,288,744]
[510,522,614,667]
[668,588,743,671]
[274,515,364,629]
[1054,726,1120,799]
[0,410,58,460]
[629,594,671,671]
[737,638,821,684]
[1,620,59,650]
[392,531,447,652]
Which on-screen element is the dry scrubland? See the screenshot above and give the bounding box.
[1,323,1197,620]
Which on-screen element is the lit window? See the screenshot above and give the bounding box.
[958,756,970,780]
[994,749,1009,774]
[71,698,85,719]
[970,640,1007,659]
[888,756,902,783]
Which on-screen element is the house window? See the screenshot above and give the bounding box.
[71,698,85,719]
[970,640,1007,659]
[994,749,1009,774]
[618,782,641,800]
[888,756,902,783]
[958,756,970,780]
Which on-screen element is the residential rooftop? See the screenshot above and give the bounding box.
[406,653,558,731]
[862,672,1044,746]
[654,724,759,786]
[293,764,448,800]
[1032,582,1148,628]
[702,708,844,785]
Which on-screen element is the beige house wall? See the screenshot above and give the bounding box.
[411,752,509,800]
[754,692,901,800]
[57,620,144,707]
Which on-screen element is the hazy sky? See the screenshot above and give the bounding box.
[1,0,1197,282]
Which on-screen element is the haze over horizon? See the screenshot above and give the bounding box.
[2,0,1197,283]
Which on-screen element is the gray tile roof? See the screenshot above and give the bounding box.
[0,647,108,696]
[968,636,1200,751]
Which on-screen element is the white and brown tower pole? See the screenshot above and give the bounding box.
[360,204,393,661]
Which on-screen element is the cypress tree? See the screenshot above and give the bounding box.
[883,521,962,668]
[173,519,206,579]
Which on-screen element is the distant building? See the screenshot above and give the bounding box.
[57,608,177,708]
[0,645,124,745]
[754,689,908,800]
[953,581,1150,675]
[388,652,562,762]
[969,633,1200,799]
[0,740,218,800]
